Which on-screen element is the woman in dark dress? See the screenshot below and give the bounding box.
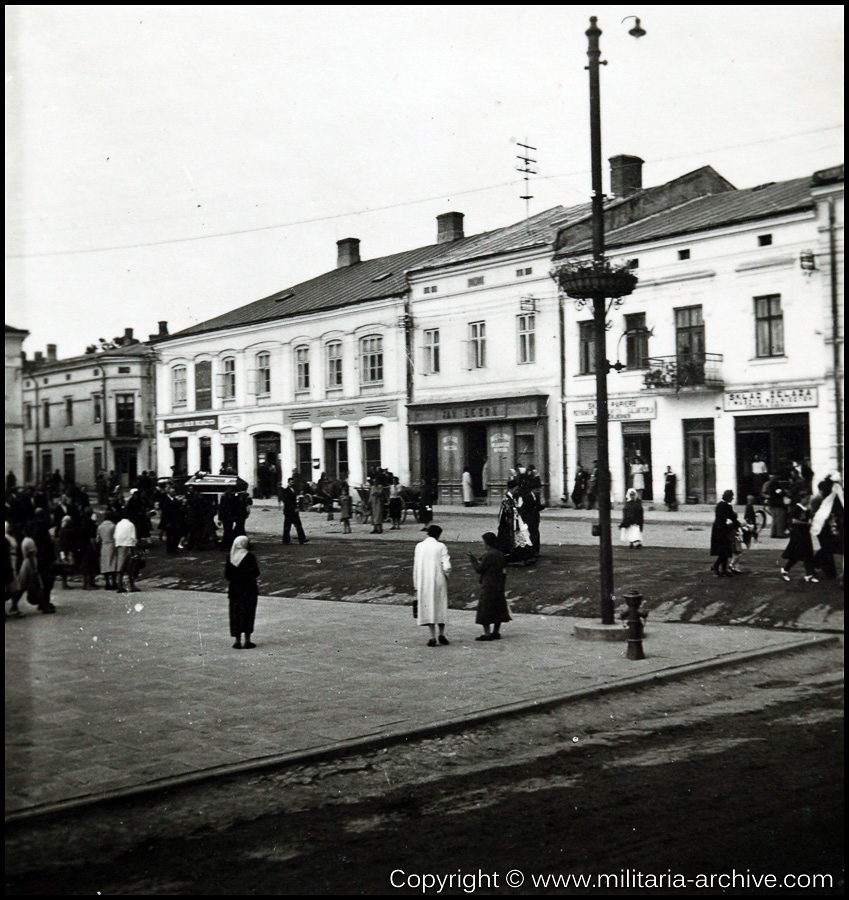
[225,535,260,648]
[468,532,511,641]
[710,490,740,577]
[77,508,100,590]
[780,492,818,583]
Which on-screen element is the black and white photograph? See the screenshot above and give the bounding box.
[5,5,843,894]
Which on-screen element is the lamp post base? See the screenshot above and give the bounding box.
[573,622,627,642]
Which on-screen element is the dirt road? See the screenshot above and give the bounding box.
[7,642,842,895]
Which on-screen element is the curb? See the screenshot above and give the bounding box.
[5,632,839,828]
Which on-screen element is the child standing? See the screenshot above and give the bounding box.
[339,484,353,534]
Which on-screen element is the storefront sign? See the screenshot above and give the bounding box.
[572,399,657,422]
[219,414,244,428]
[442,435,459,451]
[408,395,546,425]
[490,433,511,455]
[723,388,818,411]
[220,432,239,444]
[438,403,507,421]
[164,415,219,433]
[283,399,397,425]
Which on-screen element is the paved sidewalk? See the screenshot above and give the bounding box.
[5,584,833,821]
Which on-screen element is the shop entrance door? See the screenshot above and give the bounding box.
[255,432,282,498]
[684,419,716,504]
[420,427,438,484]
[735,430,771,500]
[465,424,488,496]
[114,448,137,487]
[324,437,348,481]
[622,425,653,501]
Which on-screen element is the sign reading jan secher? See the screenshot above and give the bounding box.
[572,398,657,422]
[723,388,818,411]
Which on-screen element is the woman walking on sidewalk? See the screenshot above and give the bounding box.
[225,535,260,648]
[619,488,644,548]
[468,532,510,641]
[710,490,741,577]
[780,492,819,583]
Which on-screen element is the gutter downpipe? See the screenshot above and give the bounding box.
[828,198,843,480]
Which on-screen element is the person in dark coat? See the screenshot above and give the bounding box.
[77,508,100,590]
[619,488,644,547]
[710,490,740,577]
[281,478,308,545]
[225,536,260,648]
[571,464,587,509]
[468,532,511,641]
[780,492,818,583]
[158,484,184,554]
[663,466,678,511]
[418,478,435,531]
[29,509,57,612]
[217,486,239,551]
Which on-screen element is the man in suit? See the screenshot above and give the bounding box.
[281,477,308,545]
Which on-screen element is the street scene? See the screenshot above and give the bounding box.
[5,5,844,896]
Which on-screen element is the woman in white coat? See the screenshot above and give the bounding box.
[413,524,452,646]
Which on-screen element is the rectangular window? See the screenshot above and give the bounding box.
[423,285,438,294]
[172,366,187,404]
[25,451,34,484]
[325,342,343,389]
[625,312,650,369]
[516,267,533,277]
[24,404,33,430]
[678,248,690,260]
[43,400,51,429]
[467,276,484,288]
[754,294,784,357]
[518,314,536,364]
[579,321,596,375]
[360,335,384,385]
[115,394,136,437]
[93,394,102,424]
[195,360,212,410]
[93,447,103,476]
[296,347,310,392]
[63,448,75,483]
[423,329,440,374]
[256,353,271,395]
[468,321,486,368]
[64,397,73,426]
[222,358,236,399]
[758,234,773,246]
[675,305,705,361]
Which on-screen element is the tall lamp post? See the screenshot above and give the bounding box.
[553,15,644,624]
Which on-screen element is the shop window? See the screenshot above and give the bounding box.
[754,294,784,358]
[295,346,310,393]
[256,352,271,395]
[172,366,187,405]
[468,321,486,368]
[195,360,212,410]
[325,341,343,391]
[360,335,383,385]
[518,314,536,364]
[423,329,440,374]
[578,321,595,375]
[625,312,650,369]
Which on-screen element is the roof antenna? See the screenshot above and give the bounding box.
[516,140,537,228]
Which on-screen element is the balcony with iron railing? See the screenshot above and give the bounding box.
[642,353,723,392]
[106,420,144,439]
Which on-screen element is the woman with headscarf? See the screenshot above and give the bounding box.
[811,477,844,581]
[619,488,644,548]
[496,481,534,565]
[468,532,511,641]
[97,512,118,590]
[780,491,819,583]
[225,535,260,649]
[710,490,740,577]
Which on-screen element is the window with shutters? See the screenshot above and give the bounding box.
[195,360,212,410]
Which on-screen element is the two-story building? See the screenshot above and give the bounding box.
[21,331,157,488]
[152,216,478,491]
[554,161,844,503]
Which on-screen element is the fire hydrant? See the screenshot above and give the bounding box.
[620,589,647,660]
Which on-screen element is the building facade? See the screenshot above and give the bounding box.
[554,163,845,504]
[153,220,477,491]
[22,332,157,488]
[5,324,29,483]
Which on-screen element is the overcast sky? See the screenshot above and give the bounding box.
[5,5,844,357]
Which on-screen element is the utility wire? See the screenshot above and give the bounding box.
[6,123,843,260]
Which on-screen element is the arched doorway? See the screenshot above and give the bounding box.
[254,432,282,498]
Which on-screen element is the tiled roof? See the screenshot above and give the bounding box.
[23,341,153,373]
[409,205,587,271]
[5,324,29,335]
[167,239,483,340]
[563,175,816,254]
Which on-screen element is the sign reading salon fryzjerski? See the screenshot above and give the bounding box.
[723,388,818,411]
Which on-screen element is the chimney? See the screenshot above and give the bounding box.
[336,238,361,268]
[158,320,169,336]
[46,344,57,361]
[437,211,465,244]
[609,155,644,197]
[34,351,44,363]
